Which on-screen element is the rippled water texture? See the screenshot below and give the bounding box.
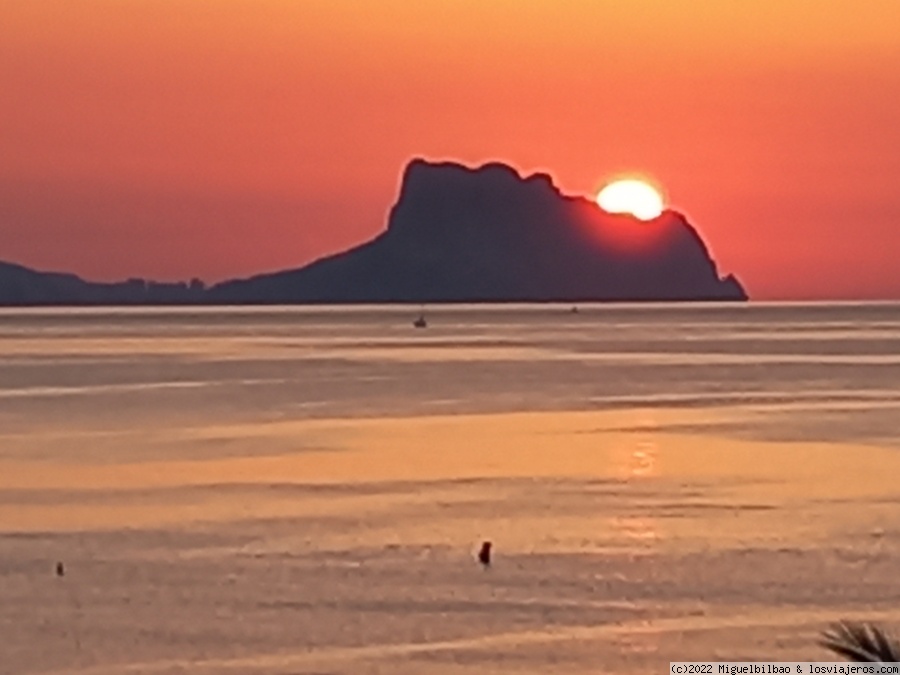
[1,302,899,673]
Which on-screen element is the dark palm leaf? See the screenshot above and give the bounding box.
[820,621,900,662]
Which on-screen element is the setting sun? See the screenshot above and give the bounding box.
[596,179,665,221]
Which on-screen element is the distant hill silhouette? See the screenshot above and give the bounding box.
[0,260,204,305]
[210,159,746,303]
[0,159,746,305]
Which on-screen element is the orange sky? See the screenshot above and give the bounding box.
[1,0,899,299]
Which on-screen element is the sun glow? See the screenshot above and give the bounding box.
[596,179,665,220]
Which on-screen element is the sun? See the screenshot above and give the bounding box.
[596,178,665,221]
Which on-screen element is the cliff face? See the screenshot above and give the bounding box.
[211,159,747,303]
[0,159,747,305]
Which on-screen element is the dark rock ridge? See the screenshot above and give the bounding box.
[0,159,747,305]
[210,159,746,303]
[0,260,205,305]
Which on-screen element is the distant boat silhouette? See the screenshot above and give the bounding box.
[413,314,427,328]
[55,561,65,577]
[477,541,492,567]
[571,306,579,314]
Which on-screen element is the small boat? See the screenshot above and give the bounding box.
[413,314,427,328]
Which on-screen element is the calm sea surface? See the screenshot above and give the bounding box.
[1,302,899,454]
[3,302,900,674]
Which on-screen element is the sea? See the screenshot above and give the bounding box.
[2,302,900,674]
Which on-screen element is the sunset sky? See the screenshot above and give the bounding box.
[2,0,899,299]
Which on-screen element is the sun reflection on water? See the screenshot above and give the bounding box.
[610,435,659,481]
[607,425,662,544]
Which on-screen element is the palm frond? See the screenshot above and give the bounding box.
[820,621,900,662]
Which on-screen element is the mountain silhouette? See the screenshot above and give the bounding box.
[0,260,205,305]
[210,159,746,303]
[0,159,746,305]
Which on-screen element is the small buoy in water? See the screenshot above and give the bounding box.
[55,561,65,577]
[477,541,492,567]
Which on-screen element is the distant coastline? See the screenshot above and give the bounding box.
[0,160,747,306]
